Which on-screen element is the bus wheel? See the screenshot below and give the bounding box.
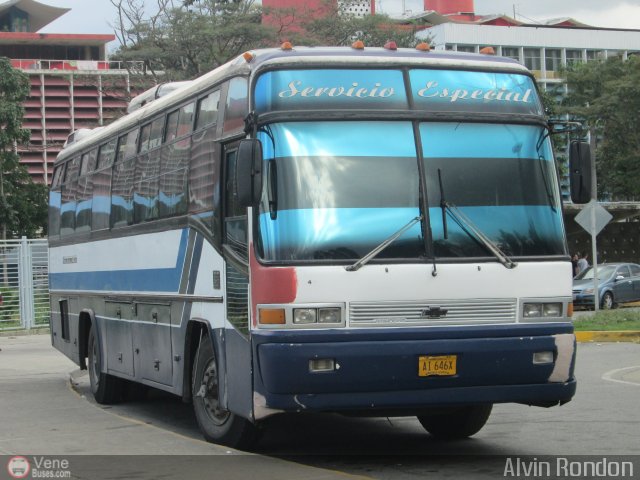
[417,404,492,440]
[87,325,123,404]
[192,333,259,450]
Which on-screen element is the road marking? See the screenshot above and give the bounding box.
[602,365,640,387]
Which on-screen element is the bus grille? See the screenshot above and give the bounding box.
[349,299,518,327]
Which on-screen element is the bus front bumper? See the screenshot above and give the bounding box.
[252,324,577,416]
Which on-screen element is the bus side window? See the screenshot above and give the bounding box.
[76,149,97,234]
[223,78,248,134]
[195,90,220,130]
[111,159,135,228]
[159,137,189,218]
[60,157,80,236]
[190,90,221,226]
[49,164,65,238]
[224,148,247,261]
[92,139,116,231]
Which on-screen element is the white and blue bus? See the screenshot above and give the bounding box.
[49,44,591,449]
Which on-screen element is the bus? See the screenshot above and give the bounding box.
[48,44,591,449]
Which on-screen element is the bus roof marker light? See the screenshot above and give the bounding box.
[384,41,398,51]
[480,46,496,55]
[281,41,293,51]
[242,51,255,63]
[351,40,365,50]
[416,42,431,52]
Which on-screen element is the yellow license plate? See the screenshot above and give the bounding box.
[418,355,457,377]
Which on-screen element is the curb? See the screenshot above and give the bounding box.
[575,330,640,343]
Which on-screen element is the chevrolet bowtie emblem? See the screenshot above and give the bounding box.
[421,306,448,319]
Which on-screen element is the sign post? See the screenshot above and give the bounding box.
[574,200,612,310]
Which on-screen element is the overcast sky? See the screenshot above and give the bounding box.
[38,0,640,40]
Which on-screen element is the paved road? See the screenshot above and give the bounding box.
[1,334,639,480]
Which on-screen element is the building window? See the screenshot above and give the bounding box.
[586,50,600,62]
[456,45,476,53]
[523,48,541,71]
[545,49,562,72]
[566,49,583,66]
[502,47,520,62]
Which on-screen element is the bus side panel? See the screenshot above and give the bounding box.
[49,295,79,366]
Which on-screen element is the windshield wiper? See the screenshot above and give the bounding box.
[437,169,516,269]
[345,215,422,272]
[444,203,517,269]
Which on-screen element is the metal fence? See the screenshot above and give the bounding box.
[0,237,49,331]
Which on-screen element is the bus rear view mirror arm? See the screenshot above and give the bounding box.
[237,139,264,207]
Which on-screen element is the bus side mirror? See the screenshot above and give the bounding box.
[569,141,592,204]
[236,139,263,207]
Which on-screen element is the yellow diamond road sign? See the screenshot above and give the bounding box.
[574,199,613,236]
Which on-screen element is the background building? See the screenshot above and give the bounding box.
[0,0,144,184]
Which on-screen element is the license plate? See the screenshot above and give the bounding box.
[418,355,457,377]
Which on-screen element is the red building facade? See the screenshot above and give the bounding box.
[0,0,137,184]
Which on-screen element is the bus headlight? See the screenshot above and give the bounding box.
[542,303,562,317]
[318,307,342,324]
[522,302,564,319]
[523,303,543,318]
[258,304,345,328]
[293,308,317,324]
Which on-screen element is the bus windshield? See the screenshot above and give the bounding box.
[256,121,566,263]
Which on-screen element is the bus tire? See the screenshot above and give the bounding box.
[417,404,492,440]
[87,325,123,404]
[192,333,259,450]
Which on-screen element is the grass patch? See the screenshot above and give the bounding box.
[573,309,640,331]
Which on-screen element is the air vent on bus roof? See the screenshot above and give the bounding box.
[127,81,193,114]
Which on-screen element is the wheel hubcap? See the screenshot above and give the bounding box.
[199,359,230,425]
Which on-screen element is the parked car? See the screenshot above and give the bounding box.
[572,262,640,309]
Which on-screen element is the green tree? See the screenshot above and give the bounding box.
[0,57,48,239]
[561,55,640,200]
[111,0,275,80]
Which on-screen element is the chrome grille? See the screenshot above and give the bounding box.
[349,299,518,327]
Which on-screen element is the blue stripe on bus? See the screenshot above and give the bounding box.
[420,123,552,159]
[258,122,417,160]
[49,229,189,292]
[259,206,564,254]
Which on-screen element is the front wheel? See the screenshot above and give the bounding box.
[417,404,492,440]
[601,291,615,310]
[192,333,259,450]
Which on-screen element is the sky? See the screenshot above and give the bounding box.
[37,0,640,42]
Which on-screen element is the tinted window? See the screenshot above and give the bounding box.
[189,126,219,215]
[165,103,194,142]
[617,266,631,279]
[75,175,93,233]
[630,265,640,277]
[91,166,111,231]
[49,189,61,237]
[159,137,189,217]
[97,139,117,169]
[224,78,248,134]
[111,158,135,228]
[117,130,138,162]
[196,90,220,130]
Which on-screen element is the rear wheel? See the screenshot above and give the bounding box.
[417,404,492,440]
[192,333,259,450]
[87,325,123,404]
[601,291,615,310]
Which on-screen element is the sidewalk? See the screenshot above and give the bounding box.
[0,334,364,480]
